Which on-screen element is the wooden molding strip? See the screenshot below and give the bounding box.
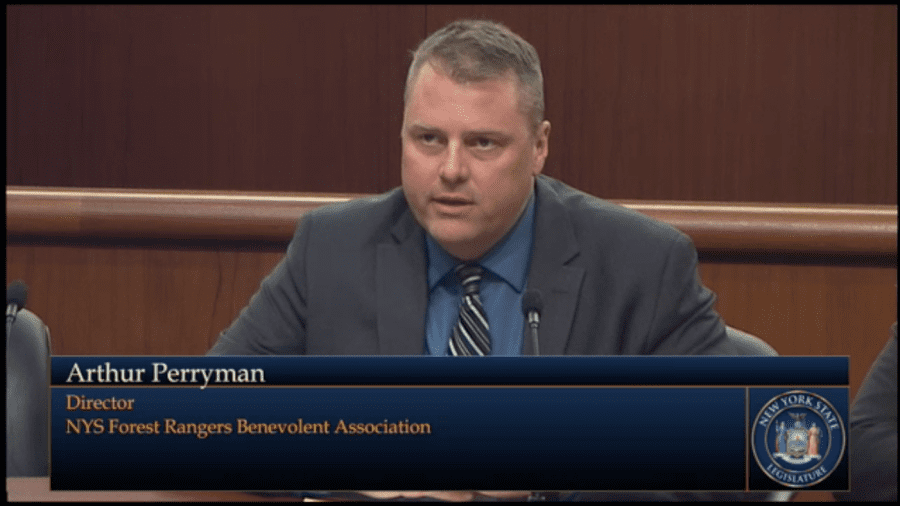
[6,186,897,257]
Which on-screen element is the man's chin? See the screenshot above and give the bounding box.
[428,229,485,260]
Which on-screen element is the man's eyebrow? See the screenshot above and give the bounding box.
[406,124,511,137]
[465,130,511,138]
[406,123,439,132]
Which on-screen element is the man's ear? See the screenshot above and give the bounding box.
[532,120,551,176]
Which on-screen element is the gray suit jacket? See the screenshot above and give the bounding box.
[209,175,734,357]
[834,323,897,501]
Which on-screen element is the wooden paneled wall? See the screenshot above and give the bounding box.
[7,5,897,203]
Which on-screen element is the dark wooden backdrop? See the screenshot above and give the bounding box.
[7,5,897,203]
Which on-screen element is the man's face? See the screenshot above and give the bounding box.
[401,62,550,261]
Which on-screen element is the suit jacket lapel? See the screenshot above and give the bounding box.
[374,178,584,356]
[525,176,585,355]
[376,206,429,355]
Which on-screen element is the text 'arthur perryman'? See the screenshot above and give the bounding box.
[65,362,265,390]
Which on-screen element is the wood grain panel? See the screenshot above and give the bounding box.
[425,5,897,204]
[7,187,897,257]
[5,187,365,242]
[6,244,283,356]
[7,6,896,204]
[6,5,424,193]
[700,262,897,399]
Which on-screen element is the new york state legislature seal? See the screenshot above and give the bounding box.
[751,390,846,488]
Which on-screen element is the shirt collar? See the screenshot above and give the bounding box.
[426,190,535,292]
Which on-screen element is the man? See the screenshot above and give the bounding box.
[210,19,737,500]
[834,323,898,502]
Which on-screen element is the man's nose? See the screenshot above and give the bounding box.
[438,141,468,183]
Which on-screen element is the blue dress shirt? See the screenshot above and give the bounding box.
[424,192,536,356]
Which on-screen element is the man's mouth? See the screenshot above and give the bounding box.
[433,196,473,206]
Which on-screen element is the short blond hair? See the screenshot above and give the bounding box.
[405,19,545,134]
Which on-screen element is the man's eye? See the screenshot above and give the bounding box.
[419,134,439,144]
[473,138,497,149]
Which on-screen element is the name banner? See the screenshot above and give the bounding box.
[50,357,849,492]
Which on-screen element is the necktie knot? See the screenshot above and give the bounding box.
[455,263,483,296]
[449,263,491,356]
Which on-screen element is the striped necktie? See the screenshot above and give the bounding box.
[449,263,491,356]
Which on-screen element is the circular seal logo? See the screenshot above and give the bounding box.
[751,390,846,488]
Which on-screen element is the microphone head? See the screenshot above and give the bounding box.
[521,289,543,315]
[7,280,29,309]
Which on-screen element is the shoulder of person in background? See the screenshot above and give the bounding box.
[833,322,897,502]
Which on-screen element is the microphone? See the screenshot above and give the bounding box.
[7,280,29,337]
[522,289,543,356]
